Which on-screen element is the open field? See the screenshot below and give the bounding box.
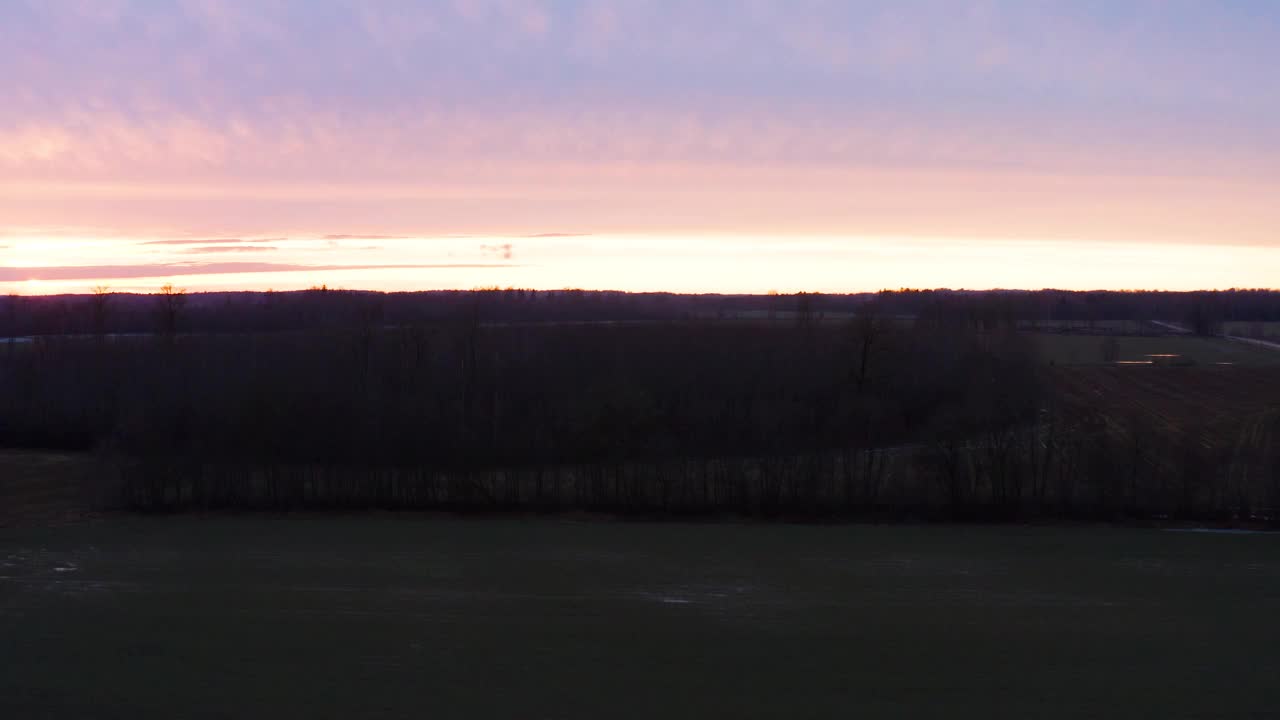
[2,517,1278,719]
[1224,320,1280,340]
[688,309,860,323]
[1019,319,1148,334]
[1032,332,1280,365]
[1050,365,1280,442]
[0,452,94,527]
[1050,366,1280,422]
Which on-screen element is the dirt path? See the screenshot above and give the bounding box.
[1149,320,1191,334]
[1225,334,1280,352]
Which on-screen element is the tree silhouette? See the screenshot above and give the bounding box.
[156,283,187,338]
[90,285,112,337]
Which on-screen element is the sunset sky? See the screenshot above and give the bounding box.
[2,0,1278,294]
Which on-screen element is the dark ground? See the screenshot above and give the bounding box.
[2,516,1278,719]
[0,452,94,528]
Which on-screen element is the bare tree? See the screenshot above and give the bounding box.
[157,283,187,338]
[851,309,886,392]
[794,292,822,328]
[90,285,112,337]
[1101,336,1120,363]
[3,292,18,338]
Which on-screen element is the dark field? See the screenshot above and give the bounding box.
[1033,333,1280,365]
[3,517,1278,719]
[1050,366,1280,436]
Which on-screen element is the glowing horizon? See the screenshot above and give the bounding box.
[7,233,1280,297]
[3,1,1278,294]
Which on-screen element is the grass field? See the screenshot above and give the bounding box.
[689,309,861,323]
[1050,365,1280,447]
[0,452,94,527]
[3,517,1279,719]
[1032,332,1280,365]
[1051,366,1280,421]
[1020,319,1147,334]
[1224,321,1280,340]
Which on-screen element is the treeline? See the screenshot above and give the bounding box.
[895,289,1280,334]
[2,314,1041,516]
[4,287,1279,339]
[0,288,872,338]
[3,318,1035,463]
[2,307,1278,523]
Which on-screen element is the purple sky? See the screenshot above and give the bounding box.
[3,0,1279,292]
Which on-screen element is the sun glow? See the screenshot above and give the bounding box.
[4,233,1280,295]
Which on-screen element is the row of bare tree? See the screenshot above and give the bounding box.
[2,303,1277,522]
[7,287,1280,339]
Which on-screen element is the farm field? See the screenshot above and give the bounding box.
[1223,320,1280,340]
[1019,319,1147,334]
[1050,366,1280,424]
[3,517,1279,719]
[689,309,860,323]
[1032,332,1280,365]
[0,452,94,528]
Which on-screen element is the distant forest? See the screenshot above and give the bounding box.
[4,287,1280,338]
[3,288,1279,524]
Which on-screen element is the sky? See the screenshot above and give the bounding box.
[2,0,1279,294]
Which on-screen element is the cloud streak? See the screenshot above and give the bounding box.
[142,237,283,246]
[180,245,278,254]
[480,243,514,260]
[0,262,516,282]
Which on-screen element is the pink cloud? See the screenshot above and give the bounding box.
[0,262,514,282]
[2,0,1278,265]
